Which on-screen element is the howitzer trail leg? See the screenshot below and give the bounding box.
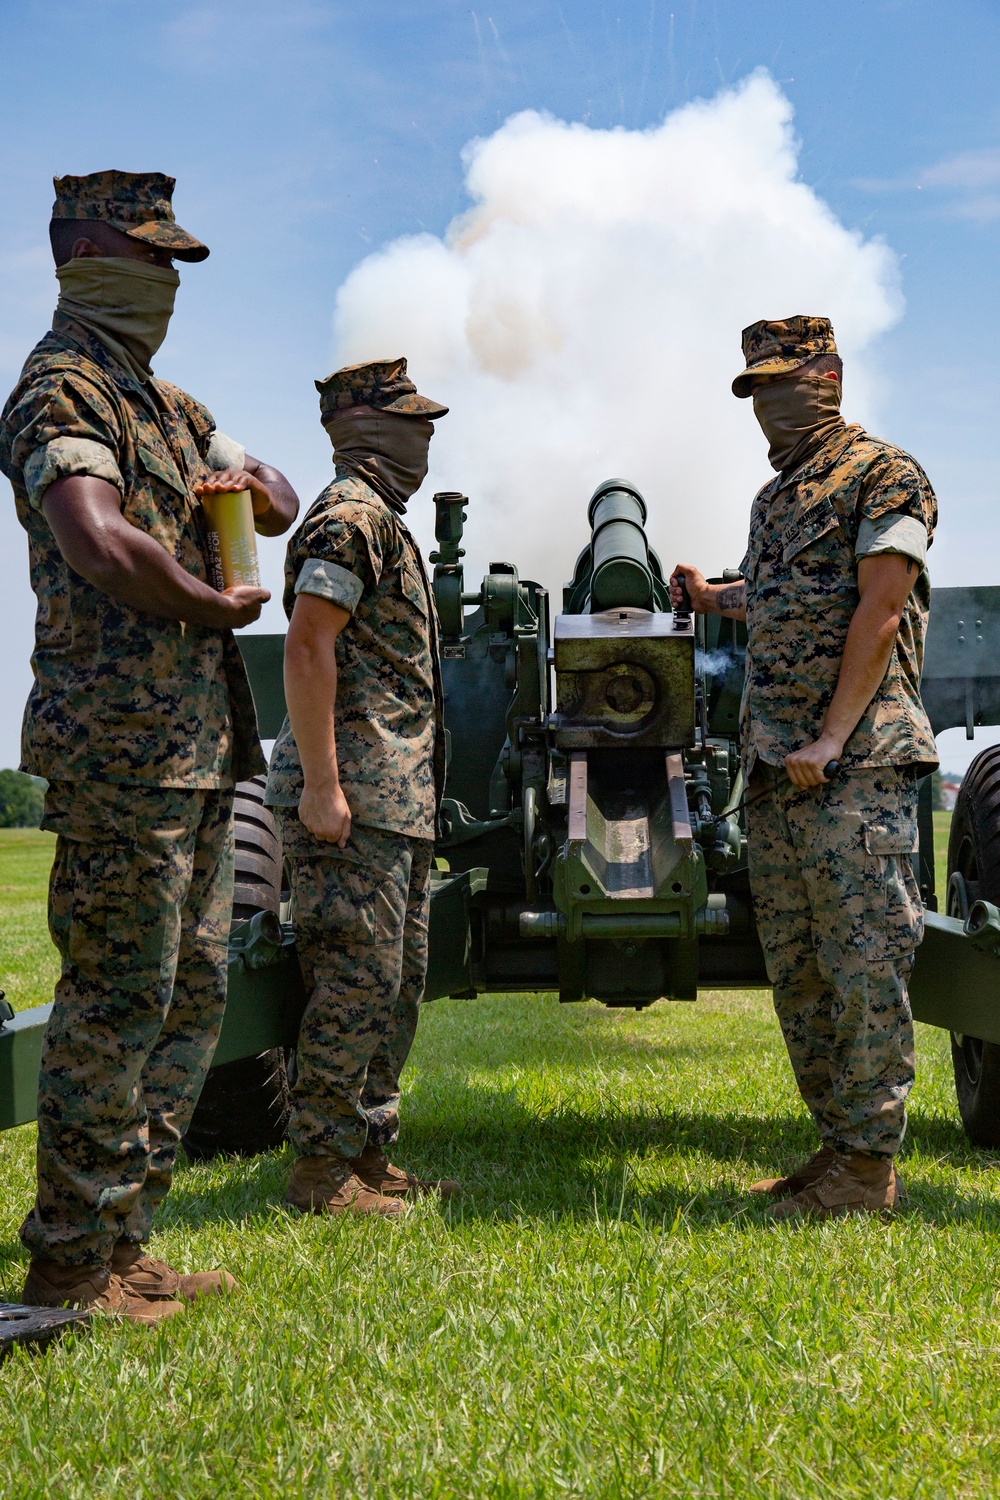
[748,764,920,1158]
[21,785,232,1267]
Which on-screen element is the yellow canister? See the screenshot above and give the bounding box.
[201,489,261,591]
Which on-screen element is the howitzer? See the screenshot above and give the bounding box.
[426,477,762,1005]
[8,483,1000,1154]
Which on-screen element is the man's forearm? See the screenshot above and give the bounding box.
[693,580,746,620]
[669,566,746,621]
[783,551,915,788]
[87,526,239,623]
[284,593,353,845]
[710,582,747,620]
[243,456,299,536]
[284,632,341,791]
[42,475,265,627]
[819,595,901,750]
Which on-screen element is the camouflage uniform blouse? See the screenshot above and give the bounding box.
[740,423,938,774]
[266,470,444,839]
[0,317,264,788]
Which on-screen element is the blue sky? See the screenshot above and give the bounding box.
[1,0,998,772]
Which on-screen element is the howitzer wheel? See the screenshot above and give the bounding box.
[232,775,285,923]
[183,776,293,1161]
[946,746,1000,1148]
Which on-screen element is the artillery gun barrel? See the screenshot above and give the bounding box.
[587,480,656,612]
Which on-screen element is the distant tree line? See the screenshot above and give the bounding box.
[0,769,45,828]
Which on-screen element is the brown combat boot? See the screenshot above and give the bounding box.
[355,1140,462,1200]
[111,1242,238,1302]
[285,1153,407,1218]
[767,1149,904,1222]
[22,1258,184,1326]
[748,1144,839,1200]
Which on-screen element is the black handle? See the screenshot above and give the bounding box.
[823,760,841,780]
[674,571,692,619]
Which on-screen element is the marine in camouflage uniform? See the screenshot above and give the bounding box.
[671,316,937,1218]
[266,358,458,1215]
[0,172,297,1317]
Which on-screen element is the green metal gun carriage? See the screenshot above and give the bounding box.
[5,482,1000,1154]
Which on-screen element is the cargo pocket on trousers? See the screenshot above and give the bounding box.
[67,844,142,987]
[339,869,406,948]
[864,820,923,962]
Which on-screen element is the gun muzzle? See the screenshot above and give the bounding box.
[587,480,656,613]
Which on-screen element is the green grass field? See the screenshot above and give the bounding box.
[0,827,60,1014]
[5,813,1000,1500]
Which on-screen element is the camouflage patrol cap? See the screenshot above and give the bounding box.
[51,171,209,262]
[316,357,449,422]
[732,315,838,398]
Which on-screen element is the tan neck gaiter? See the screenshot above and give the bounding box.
[323,407,434,513]
[752,375,846,475]
[54,257,180,384]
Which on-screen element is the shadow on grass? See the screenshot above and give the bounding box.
[140,1082,1000,1234]
[904,1110,999,1161]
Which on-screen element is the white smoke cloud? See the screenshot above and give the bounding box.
[332,70,902,598]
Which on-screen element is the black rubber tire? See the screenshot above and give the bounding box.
[232,775,285,924]
[183,776,293,1161]
[947,745,1000,1148]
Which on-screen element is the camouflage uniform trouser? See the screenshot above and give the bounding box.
[746,763,923,1157]
[276,816,434,1160]
[21,781,234,1267]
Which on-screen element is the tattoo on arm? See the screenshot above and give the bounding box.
[715,583,746,611]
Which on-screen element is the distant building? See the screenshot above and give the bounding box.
[940,778,962,812]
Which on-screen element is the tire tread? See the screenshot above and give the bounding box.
[183,775,292,1159]
[947,747,1000,1147]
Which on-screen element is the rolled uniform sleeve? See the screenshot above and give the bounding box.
[856,513,928,567]
[854,450,936,568]
[295,558,364,612]
[23,436,123,509]
[290,505,386,617]
[5,370,125,511]
[206,430,246,472]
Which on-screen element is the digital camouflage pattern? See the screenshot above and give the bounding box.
[0,319,264,787]
[739,423,938,777]
[51,170,210,262]
[21,781,234,1266]
[276,815,433,1159]
[732,315,839,397]
[316,357,448,420]
[747,763,921,1156]
[266,470,444,838]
